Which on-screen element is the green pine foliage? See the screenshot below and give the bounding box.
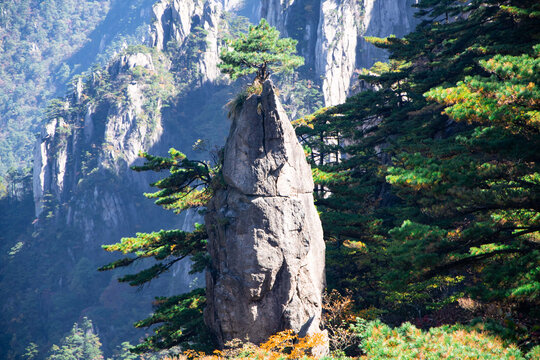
[45,320,151,360]
[393,44,540,304]
[218,18,304,82]
[100,149,220,352]
[47,318,103,360]
[353,319,539,359]
[130,288,214,353]
[425,47,539,135]
[295,0,540,347]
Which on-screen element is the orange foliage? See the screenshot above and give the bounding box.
[322,289,360,352]
[163,330,325,360]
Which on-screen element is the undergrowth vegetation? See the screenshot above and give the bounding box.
[158,320,540,359]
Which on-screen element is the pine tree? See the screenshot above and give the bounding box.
[297,0,540,336]
[99,149,219,352]
[218,18,304,82]
[47,318,103,360]
[389,44,540,303]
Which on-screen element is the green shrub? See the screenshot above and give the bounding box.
[526,346,540,360]
[226,82,263,120]
[353,319,529,359]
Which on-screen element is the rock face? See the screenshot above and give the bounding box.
[149,0,223,83]
[33,0,420,231]
[315,0,361,105]
[259,0,291,34]
[260,0,418,105]
[33,52,165,239]
[359,0,418,68]
[204,80,326,346]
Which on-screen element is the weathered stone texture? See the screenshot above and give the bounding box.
[204,80,326,347]
[149,0,223,83]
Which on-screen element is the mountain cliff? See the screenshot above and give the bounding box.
[149,0,224,83]
[0,0,158,178]
[33,0,419,230]
[261,0,418,104]
[32,0,231,244]
[34,52,165,231]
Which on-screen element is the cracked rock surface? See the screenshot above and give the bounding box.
[204,80,326,347]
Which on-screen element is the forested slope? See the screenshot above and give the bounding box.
[0,0,154,180]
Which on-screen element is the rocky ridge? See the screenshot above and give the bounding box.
[204,80,326,347]
[33,52,165,237]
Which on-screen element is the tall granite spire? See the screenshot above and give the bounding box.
[204,80,326,347]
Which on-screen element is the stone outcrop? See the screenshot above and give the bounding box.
[204,80,326,347]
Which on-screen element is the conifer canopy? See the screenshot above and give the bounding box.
[218,18,304,82]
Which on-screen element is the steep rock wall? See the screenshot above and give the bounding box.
[33,52,165,238]
[204,81,326,346]
[260,0,321,73]
[150,0,223,83]
[260,0,418,105]
[27,49,190,354]
[259,0,291,33]
[315,0,361,105]
[359,0,418,67]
